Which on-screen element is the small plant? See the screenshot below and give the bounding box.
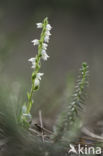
[52,62,89,143]
[18,17,52,127]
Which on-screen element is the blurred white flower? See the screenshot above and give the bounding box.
[45,30,51,36]
[34,73,44,86]
[46,24,52,31]
[44,35,50,43]
[34,78,40,86]
[36,73,44,80]
[36,23,43,28]
[41,50,49,61]
[32,39,39,46]
[28,57,36,69]
[42,43,48,50]
[28,57,35,62]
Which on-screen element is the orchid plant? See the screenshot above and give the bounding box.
[18,17,52,127]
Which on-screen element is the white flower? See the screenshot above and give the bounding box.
[46,24,52,31]
[45,30,51,36]
[34,73,44,87]
[42,43,48,50]
[28,57,36,62]
[28,57,36,69]
[34,78,40,86]
[41,50,49,61]
[31,62,36,68]
[36,23,43,28]
[36,73,44,80]
[44,35,50,43]
[32,39,39,46]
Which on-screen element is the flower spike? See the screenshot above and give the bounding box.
[20,17,52,126]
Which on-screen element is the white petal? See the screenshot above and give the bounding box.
[46,24,52,31]
[36,23,43,28]
[36,73,44,80]
[41,49,46,54]
[32,39,39,46]
[44,35,50,43]
[28,57,35,62]
[31,61,36,68]
[34,78,40,86]
[28,57,36,69]
[41,50,49,61]
[42,43,48,50]
[45,30,51,36]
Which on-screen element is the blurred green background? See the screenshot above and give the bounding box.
[0,0,103,127]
